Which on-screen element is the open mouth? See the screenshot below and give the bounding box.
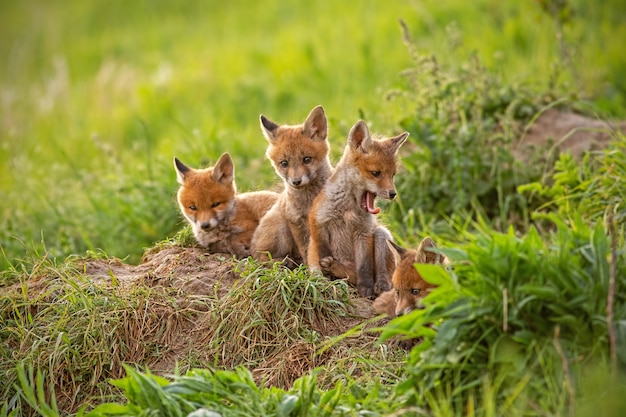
[361,191,380,215]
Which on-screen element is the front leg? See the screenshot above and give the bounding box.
[307,215,332,272]
[355,235,375,299]
[373,226,394,294]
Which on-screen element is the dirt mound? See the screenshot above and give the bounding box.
[73,245,382,387]
[83,246,241,297]
[514,109,626,159]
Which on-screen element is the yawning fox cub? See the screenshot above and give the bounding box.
[174,153,278,257]
[307,120,408,298]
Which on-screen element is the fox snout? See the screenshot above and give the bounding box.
[379,188,397,200]
[193,216,219,231]
[395,304,423,317]
[288,174,309,188]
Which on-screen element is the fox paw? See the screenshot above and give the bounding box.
[320,256,334,269]
[357,285,375,300]
[374,279,390,294]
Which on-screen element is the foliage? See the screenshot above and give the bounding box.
[520,135,626,229]
[380,215,626,414]
[385,20,565,238]
[198,260,353,387]
[2,0,626,416]
[79,366,393,417]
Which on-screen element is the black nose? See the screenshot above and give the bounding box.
[292,179,302,186]
[200,222,210,230]
[389,191,397,199]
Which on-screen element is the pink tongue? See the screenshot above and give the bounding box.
[366,192,380,214]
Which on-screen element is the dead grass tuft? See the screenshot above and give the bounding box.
[1,244,388,414]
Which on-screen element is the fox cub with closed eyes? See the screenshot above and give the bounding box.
[174,153,278,257]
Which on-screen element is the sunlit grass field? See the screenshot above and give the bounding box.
[1,0,624,268]
[2,1,626,415]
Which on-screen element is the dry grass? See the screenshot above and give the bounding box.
[1,242,391,414]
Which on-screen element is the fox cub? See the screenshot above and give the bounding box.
[174,153,278,257]
[373,237,446,317]
[307,120,408,298]
[250,105,333,265]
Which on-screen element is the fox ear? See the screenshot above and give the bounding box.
[260,115,280,143]
[416,237,441,264]
[212,153,235,184]
[302,105,327,141]
[174,157,192,185]
[348,120,372,152]
[386,240,407,267]
[388,132,409,154]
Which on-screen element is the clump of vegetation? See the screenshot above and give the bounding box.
[386,20,565,237]
[381,214,626,414]
[196,261,354,388]
[2,253,381,416]
[520,135,626,228]
[0,252,205,413]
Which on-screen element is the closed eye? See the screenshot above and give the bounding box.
[371,171,381,178]
[211,202,221,208]
[189,205,197,211]
[411,288,421,296]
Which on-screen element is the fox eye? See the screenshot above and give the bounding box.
[371,171,381,178]
[211,202,221,208]
[411,288,421,296]
[280,160,288,168]
[189,205,197,211]
[303,156,312,164]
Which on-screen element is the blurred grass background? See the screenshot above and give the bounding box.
[1,0,625,269]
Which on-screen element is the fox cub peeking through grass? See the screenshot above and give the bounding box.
[174,153,278,257]
[307,120,408,298]
[250,105,333,265]
[373,237,446,317]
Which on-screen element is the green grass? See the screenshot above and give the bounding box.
[1,0,626,269]
[2,0,626,416]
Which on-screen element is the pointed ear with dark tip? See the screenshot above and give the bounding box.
[174,157,192,185]
[386,240,408,267]
[348,120,372,152]
[302,105,327,141]
[416,237,441,264]
[260,115,280,143]
[211,153,235,184]
[388,132,409,154]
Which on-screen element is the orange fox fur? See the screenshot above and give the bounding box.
[307,120,408,298]
[250,105,333,265]
[373,237,446,317]
[174,153,278,257]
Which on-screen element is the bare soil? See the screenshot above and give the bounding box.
[513,108,626,159]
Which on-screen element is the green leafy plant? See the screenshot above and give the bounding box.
[520,134,626,228]
[381,215,626,415]
[386,20,564,237]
